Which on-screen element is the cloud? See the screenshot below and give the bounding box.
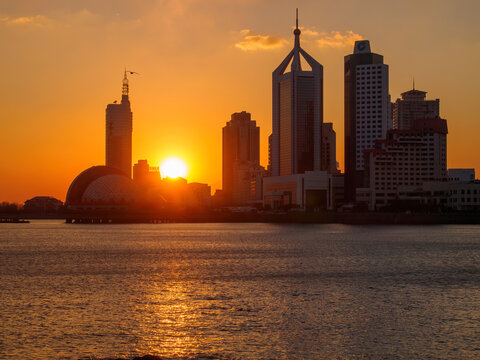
[316,30,363,48]
[0,15,49,26]
[235,29,288,51]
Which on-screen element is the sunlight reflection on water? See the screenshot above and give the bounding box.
[1,221,480,359]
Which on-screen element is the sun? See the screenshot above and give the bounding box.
[160,157,188,179]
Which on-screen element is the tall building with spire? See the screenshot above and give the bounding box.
[106,71,133,178]
[344,40,391,202]
[271,11,324,176]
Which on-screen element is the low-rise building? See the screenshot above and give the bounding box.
[263,171,334,210]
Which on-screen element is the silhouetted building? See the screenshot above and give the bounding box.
[264,171,333,210]
[449,168,475,183]
[24,196,63,212]
[222,111,261,205]
[393,87,439,130]
[133,160,161,186]
[271,17,323,176]
[322,123,338,174]
[358,117,448,210]
[106,71,133,178]
[344,40,391,202]
[66,166,135,209]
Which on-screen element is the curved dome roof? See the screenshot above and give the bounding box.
[66,166,131,205]
[82,174,134,204]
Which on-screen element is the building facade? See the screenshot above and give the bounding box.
[393,88,439,130]
[359,117,448,210]
[271,21,323,176]
[106,71,133,178]
[263,171,333,210]
[222,111,261,205]
[344,40,391,202]
[322,122,338,174]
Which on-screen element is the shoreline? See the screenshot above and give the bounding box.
[63,211,480,225]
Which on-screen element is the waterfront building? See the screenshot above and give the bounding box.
[358,117,448,210]
[106,71,133,178]
[344,40,391,202]
[271,16,323,176]
[222,111,261,205]
[133,160,161,187]
[393,87,439,130]
[65,166,135,210]
[24,196,63,212]
[263,171,333,210]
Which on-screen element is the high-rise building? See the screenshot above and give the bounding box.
[393,87,440,130]
[271,16,323,176]
[106,71,133,178]
[222,111,261,205]
[344,40,391,202]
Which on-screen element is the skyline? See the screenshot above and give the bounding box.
[1,0,480,203]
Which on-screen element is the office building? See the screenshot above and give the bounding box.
[271,17,323,176]
[106,71,133,178]
[222,111,260,205]
[344,40,391,202]
[393,87,439,130]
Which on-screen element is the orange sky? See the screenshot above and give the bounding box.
[1,0,479,203]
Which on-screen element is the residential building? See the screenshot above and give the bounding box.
[360,117,448,210]
[393,87,439,130]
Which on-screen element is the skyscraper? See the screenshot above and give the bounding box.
[271,14,323,176]
[344,40,391,202]
[393,86,439,130]
[222,111,261,205]
[106,71,133,178]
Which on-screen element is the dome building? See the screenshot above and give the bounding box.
[65,166,135,209]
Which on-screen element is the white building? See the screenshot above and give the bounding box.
[344,40,391,202]
[359,117,448,210]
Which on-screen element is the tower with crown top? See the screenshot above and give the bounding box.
[105,71,133,178]
[271,10,324,176]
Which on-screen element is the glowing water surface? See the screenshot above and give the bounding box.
[1,221,480,359]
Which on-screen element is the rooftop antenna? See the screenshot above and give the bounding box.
[122,68,140,97]
[413,77,415,90]
[296,8,298,29]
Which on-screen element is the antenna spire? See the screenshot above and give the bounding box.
[413,77,415,90]
[296,8,298,29]
[122,68,129,96]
